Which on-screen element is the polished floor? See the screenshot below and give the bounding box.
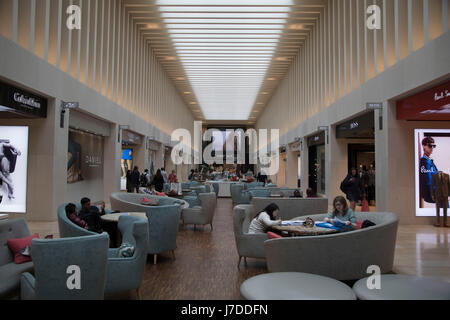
[27,198,450,299]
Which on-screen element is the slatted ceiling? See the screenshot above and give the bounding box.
[122,0,325,121]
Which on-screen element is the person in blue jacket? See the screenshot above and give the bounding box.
[419,137,438,204]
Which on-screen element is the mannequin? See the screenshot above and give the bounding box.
[431,171,450,227]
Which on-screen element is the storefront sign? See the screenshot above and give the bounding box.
[122,130,142,145]
[397,79,450,121]
[336,112,375,139]
[0,81,47,118]
[307,132,325,147]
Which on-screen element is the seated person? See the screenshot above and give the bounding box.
[291,189,302,198]
[65,203,88,230]
[143,184,156,195]
[324,196,357,229]
[306,188,318,198]
[248,203,282,234]
[168,170,178,183]
[78,197,106,233]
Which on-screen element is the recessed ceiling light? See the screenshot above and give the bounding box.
[176,77,185,80]
[257,102,264,105]
[190,102,197,105]
[184,91,191,94]
[165,56,176,60]
[267,77,276,81]
[275,57,289,61]
[147,23,160,29]
[289,23,304,30]
[261,92,269,95]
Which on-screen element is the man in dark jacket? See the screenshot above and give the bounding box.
[130,166,140,193]
[78,197,105,233]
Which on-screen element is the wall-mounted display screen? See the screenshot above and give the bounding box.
[0,126,29,213]
[415,129,450,217]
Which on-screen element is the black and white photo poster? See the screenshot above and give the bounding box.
[0,126,28,213]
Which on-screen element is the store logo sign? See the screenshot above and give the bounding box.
[350,122,359,130]
[367,5,381,30]
[13,93,41,109]
[67,5,81,30]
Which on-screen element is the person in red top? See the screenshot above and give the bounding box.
[65,203,88,229]
[168,170,178,183]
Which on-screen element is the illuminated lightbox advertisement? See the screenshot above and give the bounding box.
[0,126,29,213]
[415,129,450,217]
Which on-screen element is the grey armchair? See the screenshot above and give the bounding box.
[233,204,268,268]
[21,233,110,300]
[105,215,149,299]
[110,193,182,265]
[57,203,96,238]
[248,188,272,199]
[231,184,251,206]
[181,192,216,231]
[0,218,34,299]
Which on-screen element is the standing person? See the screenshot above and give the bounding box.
[126,170,132,193]
[248,203,282,234]
[130,166,140,193]
[368,164,376,204]
[161,168,168,183]
[168,170,178,183]
[140,169,150,187]
[340,168,365,211]
[419,137,439,205]
[188,169,195,181]
[151,169,165,193]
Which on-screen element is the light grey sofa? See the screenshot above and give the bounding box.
[252,197,329,221]
[181,192,217,232]
[0,218,34,299]
[110,192,182,265]
[264,212,399,281]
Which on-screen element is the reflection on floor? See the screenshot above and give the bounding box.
[26,198,449,299]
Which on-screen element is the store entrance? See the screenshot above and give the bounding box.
[348,144,376,206]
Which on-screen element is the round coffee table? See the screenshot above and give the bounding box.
[241,272,356,300]
[101,212,147,222]
[353,275,450,300]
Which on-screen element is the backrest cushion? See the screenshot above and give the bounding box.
[0,219,32,265]
[7,233,39,264]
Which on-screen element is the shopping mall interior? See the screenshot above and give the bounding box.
[0,0,449,302]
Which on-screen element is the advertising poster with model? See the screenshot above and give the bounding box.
[415,129,450,216]
[0,126,28,213]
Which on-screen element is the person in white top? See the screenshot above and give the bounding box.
[248,203,282,234]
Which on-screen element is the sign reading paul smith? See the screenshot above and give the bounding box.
[0,81,47,118]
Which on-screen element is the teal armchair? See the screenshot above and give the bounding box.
[21,233,110,300]
[231,184,251,205]
[248,189,272,199]
[105,215,149,299]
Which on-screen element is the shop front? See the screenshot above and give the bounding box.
[0,80,47,214]
[335,111,376,206]
[395,79,450,221]
[307,132,326,196]
[120,130,145,191]
[67,110,110,204]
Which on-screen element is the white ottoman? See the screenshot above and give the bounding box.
[353,275,450,300]
[240,272,356,300]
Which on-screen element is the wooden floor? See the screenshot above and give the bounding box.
[27,198,450,300]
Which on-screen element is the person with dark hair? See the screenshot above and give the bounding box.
[306,188,317,198]
[248,203,282,234]
[140,169,150,187]
[340,168,365,211]
[161,168,168,183]
[78,197,105,233]
[130,166,140,193]
[324,196,357,228]
[65,203,88,229]
[151,169,165,193]
[126,170,132,193]
[291,189,302,198]
[188,169,195,181]
[419,136,438,204]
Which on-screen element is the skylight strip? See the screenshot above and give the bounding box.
[175,44,278,48]
[166,24,286,29]
[167,29,282,34]
[159,6,292,13]
[156,0,294,6]
[164,19,288,24]
[161,12,289,18]
[172,39,280,43]
[170,34,281,38]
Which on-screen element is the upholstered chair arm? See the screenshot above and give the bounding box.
[182,207,205,225]
[20,272,36,300]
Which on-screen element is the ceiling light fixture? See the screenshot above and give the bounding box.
[147,23,160,29]
[288,23,304,30]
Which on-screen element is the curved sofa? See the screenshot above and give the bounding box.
[57,203,97,238]
[110,193,182,264]
[252,197,328,221]
[264,212,399,281]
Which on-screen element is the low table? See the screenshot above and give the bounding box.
[353,275,450,300]
[101,212,147,222]
[241,272,356,300]
[271,224,339,237]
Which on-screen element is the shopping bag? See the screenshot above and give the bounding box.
[361,196,370,212]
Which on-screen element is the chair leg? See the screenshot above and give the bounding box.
[153,254,157,265]
[237,256,242,269]
[210,223,213,232]
[171,250,176,260]
[136,287,142,300]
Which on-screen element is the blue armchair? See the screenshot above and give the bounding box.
[183,185,208,207]
[248,188,272,199]
[105,215,149,299]
[231,184,251,205]
[57,203,96,238]
[21,233,110,300]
